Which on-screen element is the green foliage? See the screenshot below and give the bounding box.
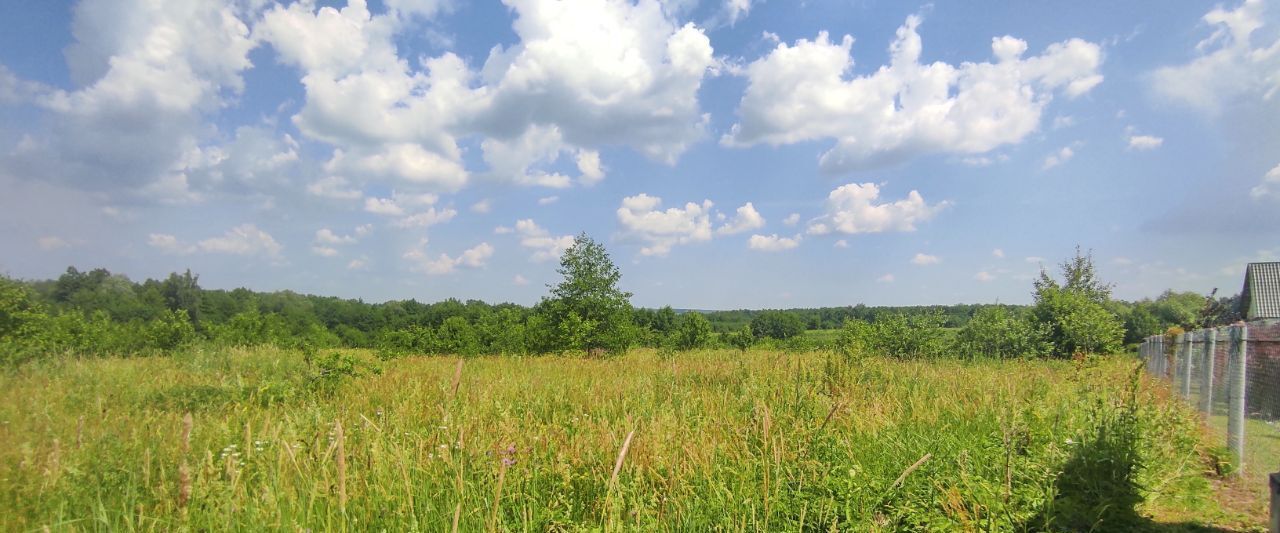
[375,325,434,360]
[1058,294,1126,355]
[1034,288,1125,356]
[953,307,1051,359]
[633,306,678,346]
[435,316,481,356]
[866,311,948,359]
[310,351,381,395]
[210,309,288,346]
[1032,248,1125,357]
[144,309,197,352]
[1034,246,1113,304]
[749,310,805,340]
[671,312,712,350]
[476,308,528,356]
[0,258,1231,363]
[833,318,873,360]
[724,324,755,352]
[539,234,635,355]
[0,276,43,342]
[1044,371,1145,529]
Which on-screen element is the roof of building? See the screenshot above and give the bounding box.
[1242,262,1280,320]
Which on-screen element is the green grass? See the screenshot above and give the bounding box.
[1202,414,1280,517]
[0,347,1247,531]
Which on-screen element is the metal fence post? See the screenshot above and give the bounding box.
[1172,333,1182,386]
[1161,335,1169,378]
[1202,328,1216,415]
[1157,335,1167,376]
[1182,331,1194,399]
[1228,324,1248,474]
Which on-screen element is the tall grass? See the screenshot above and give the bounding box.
[0,347,1222,530]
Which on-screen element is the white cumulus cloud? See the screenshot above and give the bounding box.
[616,193,714,256]
[806,183,949,235]
[724,15,1103,172]
[715,202,766,235]
[11,0,256,201]
[748,233,801,252]
[404,239,494,274]
[513,219,575,262]
[1151,0,1280,115]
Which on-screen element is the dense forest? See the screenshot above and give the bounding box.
[3,269,1236,350]
[0,241,1243,364]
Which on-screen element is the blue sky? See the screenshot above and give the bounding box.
[1,0,1277,309]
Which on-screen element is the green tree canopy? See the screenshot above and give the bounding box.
[539,233,635,355]
[1031,248,1124,356]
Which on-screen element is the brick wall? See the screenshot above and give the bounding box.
[1247,320,1280,419]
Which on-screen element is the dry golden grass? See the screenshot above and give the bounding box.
[0,346,1240,530]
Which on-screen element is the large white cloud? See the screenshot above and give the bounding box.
[475,0,716,163]
[616,194,779,255]
[724,15,1103,173]
[258,0,475,190]
[480,125,606,188]
[616,193,714,256]
[257,0,715,197]
[3,0,716,211]
[1152,0,1280,114]
[807,183,949,235]
[9,0,255,201]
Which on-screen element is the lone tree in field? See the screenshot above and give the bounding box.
[539,233,634,356]
[1031,247,1124,356]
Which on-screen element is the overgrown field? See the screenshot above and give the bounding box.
[0,348,1246,530]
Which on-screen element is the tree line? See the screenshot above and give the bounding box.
[0,236,1238,365]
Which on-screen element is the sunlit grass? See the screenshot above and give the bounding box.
[0,347,1233,530]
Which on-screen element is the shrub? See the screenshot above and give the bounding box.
[868,311,947,359]
[671,312,712,351]
[725,325,755,352]
[750,310,805,340]
[834,319,874,360]
[436,316,481,356]
[953,307,1051,359]
[145,309,197,352]
[1034,289,1124,356]
[310,352,381,395]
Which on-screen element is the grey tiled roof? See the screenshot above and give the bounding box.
[1242,262,1280,319]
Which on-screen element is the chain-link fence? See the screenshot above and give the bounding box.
[1140,320,1280,483]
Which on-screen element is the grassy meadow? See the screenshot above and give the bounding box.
[0,347,1254,531]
